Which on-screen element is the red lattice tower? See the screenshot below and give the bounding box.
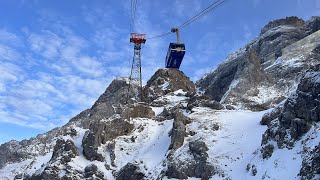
[127,33,146,102]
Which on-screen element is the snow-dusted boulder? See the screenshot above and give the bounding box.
[142,68,196,103]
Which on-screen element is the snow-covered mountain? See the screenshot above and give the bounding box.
[0,16,319,180]
[197,16,320,110]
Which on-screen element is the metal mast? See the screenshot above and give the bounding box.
[127,33,146,102]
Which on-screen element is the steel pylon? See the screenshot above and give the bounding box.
[127,33,146,103]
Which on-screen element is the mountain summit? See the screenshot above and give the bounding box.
[0,16,319,180]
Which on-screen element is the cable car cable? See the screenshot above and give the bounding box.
[179,0,228,29]
[147,31,173,40]
[130,0,134,32]
[178,0,224,29]
[147,0,229,40]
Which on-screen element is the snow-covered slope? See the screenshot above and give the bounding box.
[2,85,318,179]
[0,91,269,179]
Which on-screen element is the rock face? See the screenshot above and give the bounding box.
[116,163,145,180]
[187,94,224,111]
[143,68,196,103]
[30,139,82,180]
[82,117,134,161]
[122,103,155,119]
[260,16,305,34]
[84,164,105,179]
[168,110,191,151]
[93,77,136,107]
[260,67,320,178]
[261,69,320,149]
[0,127,60,169]
[300,143,320,180]
[197,16,320,110]
[166,140,215,179]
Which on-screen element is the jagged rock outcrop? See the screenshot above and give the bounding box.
[82,117,134,161]
[197,16,320,110]
[187,94,224,112]
[121,103,155,119]
[51,139,79,163]
[0,127,61,169]
[168,110,191,151]
[300,143,320,180]
[258,66,320,178]
[30,139,82,180]
[84,164,105,179]
[116,163,145,180]
[305,16,320,35]
[261,68,320,149]
[260,16,305,35]
[93,77,136,107]
[166,140,215,179]
[143,68,196,103]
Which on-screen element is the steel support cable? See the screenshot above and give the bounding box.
[130,0,134,32]
[147,0,229,40]
[178,0,223,29]
[133,0,138,31]
[130,0,138,32]
[179,0,228,29]
[147,31,173,40]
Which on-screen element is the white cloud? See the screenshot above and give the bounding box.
[73,56,105,77]
[0,110,55,130]
[29,32,63,59]
[6,97,53,115]
[0,29,22,46]
[0,62,23,92]
[0,44,21,61]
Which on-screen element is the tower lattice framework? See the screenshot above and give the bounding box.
[127,33,146,102]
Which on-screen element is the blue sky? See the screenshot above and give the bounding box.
[0,0,319,144]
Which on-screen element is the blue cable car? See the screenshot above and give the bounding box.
[165,43,186,69]
[165,28,186,69]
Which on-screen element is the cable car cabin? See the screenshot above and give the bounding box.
[165,43,186,69]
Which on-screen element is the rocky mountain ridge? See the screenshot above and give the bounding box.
[0,16,319,180]
[197,16,320,110]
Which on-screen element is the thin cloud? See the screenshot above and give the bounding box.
[0,44,21,61]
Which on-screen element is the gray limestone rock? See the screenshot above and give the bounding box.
[121,103,155,119]
[196,16,320,110]
[52,139,79,163]
[142,68,196,103]
[168,110,192,151]
[261,144,274,159]
[84,164,104,179]
[93,77,137,107]
[260,16,305,35]
[187,95,224,111]
[260,106,282,126]
[261,69,320,152]
[299,143,320,180]
[166,141,215,180]
[29,139,82,180]
[82,118,134,161]
[116,163,145,180]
